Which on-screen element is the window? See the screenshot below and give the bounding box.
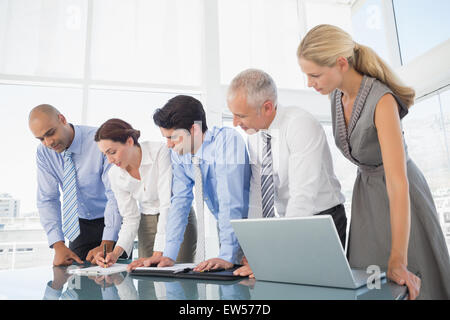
[218,0,304,89]
[402,87,450,251]
[351,0,399,67]
[90,0,203,86]
[0,0,205,270]
[441,89,450,151]
[0,84,83,216]
[86,88,202,142]
[393,0,450,64]
[0,0,88,78]
[303,0,352,33]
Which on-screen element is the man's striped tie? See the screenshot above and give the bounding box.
[62,151,80,242]
[192,155,205,263]
[261,132,275,218]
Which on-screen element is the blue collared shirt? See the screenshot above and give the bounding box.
[36,125,122,247]
[163,126,251,264]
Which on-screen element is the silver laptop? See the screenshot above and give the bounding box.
[230,215,386,289]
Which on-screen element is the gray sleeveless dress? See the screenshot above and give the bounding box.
[331,75,450,300]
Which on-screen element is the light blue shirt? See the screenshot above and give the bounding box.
[36,125,122,247]
[164,126,251,264]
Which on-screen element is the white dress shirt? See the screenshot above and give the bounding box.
[247,106,345,218]
[108,141,172,256]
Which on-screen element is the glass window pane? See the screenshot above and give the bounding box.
[0,0,87,78]
[351,0,396,67]
[0,84,83,215]
[403,94,450,250]
[218,0,304,89]
[403,96,450,185]
[393,0,450,64]
[0,84,83,270]
[90,0,202,86]
[441,89,450,155]
[86,88,202,142]
[304,0,352,33]
[438,89,450,247]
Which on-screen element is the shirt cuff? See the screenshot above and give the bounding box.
[153,234,165,253]
[218,243,239,264]
[102,225,119,242]
[47,232,65,248]
[44,282,63,300]
[115,238,133,257]
[163,241,182,261]
[115,276,139,300]
[101,287,120,300]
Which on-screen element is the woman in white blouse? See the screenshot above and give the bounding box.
[93,118,196,266]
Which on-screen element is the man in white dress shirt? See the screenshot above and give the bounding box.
[226,68,347,278]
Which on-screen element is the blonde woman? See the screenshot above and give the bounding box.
[297,24,450,300]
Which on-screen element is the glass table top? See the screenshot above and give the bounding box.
[0,264,407,300]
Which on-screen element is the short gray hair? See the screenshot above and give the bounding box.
[227,69,278,109]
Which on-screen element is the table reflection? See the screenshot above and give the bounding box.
[40,265,406,300]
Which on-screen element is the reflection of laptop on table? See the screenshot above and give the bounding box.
[250,278,407,300]
[230,216,386,289]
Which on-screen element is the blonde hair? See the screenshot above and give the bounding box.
[297,24,415,108]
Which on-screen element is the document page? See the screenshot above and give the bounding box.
[67,263,128,275]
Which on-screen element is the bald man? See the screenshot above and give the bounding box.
[29,104,122,266]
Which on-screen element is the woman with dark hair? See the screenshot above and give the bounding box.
[94,118,196,266]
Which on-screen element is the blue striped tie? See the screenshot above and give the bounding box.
[261,132,275,218]
[62,151,80,242]
[192,156,205,263]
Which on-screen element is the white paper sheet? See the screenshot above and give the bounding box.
[67,263,128,275]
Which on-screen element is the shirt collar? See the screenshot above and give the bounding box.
[191,129,213,161]
[65,124,82,155]
[140,141,153,166]
[259,106,282,138]
[268,106,282,131]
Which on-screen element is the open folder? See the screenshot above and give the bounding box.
[130,263,247,281]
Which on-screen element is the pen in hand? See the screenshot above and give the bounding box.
[103,244,107,268]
